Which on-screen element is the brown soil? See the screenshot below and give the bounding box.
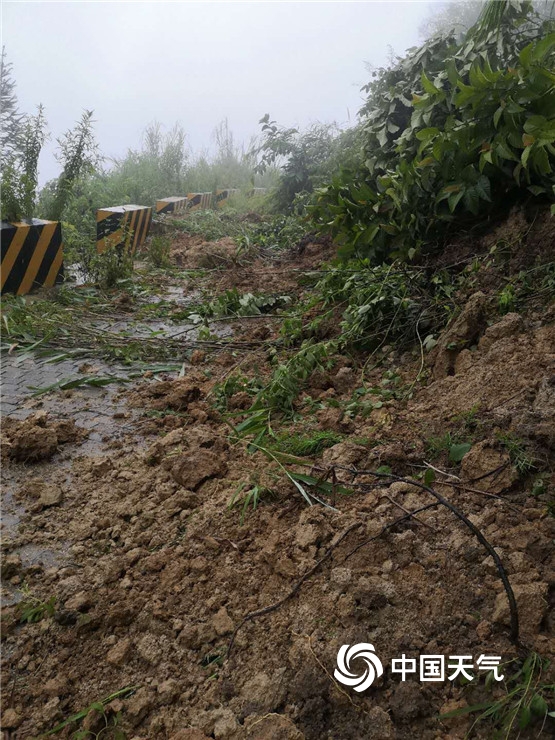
[1,216,554,740]
[2,412,87,463]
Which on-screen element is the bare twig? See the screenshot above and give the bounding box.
[330,464,520,646]
[343,502,441,561]
[468,461,510,483]
[445,482,522,514]
[226,521,363,659]
[422,460,461,481]
[382,494,437,531]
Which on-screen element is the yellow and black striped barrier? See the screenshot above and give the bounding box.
[186,192,213,211]
[96,205,152,255]
[215,188,241,208]
[215,189,230,208]
[155,196,188,216]
[1,219,64,296]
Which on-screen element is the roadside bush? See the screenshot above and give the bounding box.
[309,2,555,261]
[147,236,172,268]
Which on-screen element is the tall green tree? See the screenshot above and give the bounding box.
[0,47,25,159]
[47,110,101,222]
[1,105,48,222]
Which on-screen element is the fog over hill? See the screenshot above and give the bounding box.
[3,1,430,184]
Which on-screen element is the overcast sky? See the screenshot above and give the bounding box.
[3,1,433,184]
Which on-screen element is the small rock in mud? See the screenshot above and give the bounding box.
[244,713,304,739]
[171,449,228,490]
[169,731,210,740]
[390,681,429,722]
[19,478,64,508]
[157,678,179,705]
[42,676,68,697]
[363,707,395,738]
[4,413,85,462]
[333,366,355,393]
[432,291,488,378]
[1,708,21,729]
[106,638,132,666]
[478,312,523,352]
[212,606,234,636]
[190,349,206,365]
[353,575,396,608]
[9,424,58,462]
[227,391,252,410]
[91,457,113,478]
[322,441,367,467]
[65,591,92,612]
[143,377,204,411]
[492,582,548,636]
[330,567,352,591]
[1,553,22,579]
[126,686,154,724]
[460,440,517,493]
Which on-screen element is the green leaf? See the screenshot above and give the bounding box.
[530,694,548,717]
[449,443,472,463]
[416,127,440,142]
[519,706,531,729]
[421,71,439,96]
[531,33,555,63]
[474,175,491,202]
[448,190,465,213]
[496,141,518,162]
[518,41,534,67]
[424,468,436,486]
[445,58,459,86]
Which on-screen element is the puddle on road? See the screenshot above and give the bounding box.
[1,271,236,606]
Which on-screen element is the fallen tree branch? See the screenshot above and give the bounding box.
[382,494,437,531]
[326,464,520,646]
[226,521,363,659]
[226,462,521,661]
[342,502,440,561]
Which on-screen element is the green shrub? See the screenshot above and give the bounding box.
[309,3,555,261]
[148,236,172,268]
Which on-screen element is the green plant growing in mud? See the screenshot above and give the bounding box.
[46,110,101,223]
[90,247,134,290]
[235,260,450,431]
[172,208,245,242]
[41,687,136,739]
[497,262,555,314]
[269,428,343,457]
[236,212,307,252]
[189,287,291,322]
[440,651,555,738]
[147,236,172,268]
[17,584,56,624]
[211,373,262,413]
[425,431,473,462]
[229,479,277,524]
[497,431,538,475]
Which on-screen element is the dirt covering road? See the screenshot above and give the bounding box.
[1,218,554,739]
